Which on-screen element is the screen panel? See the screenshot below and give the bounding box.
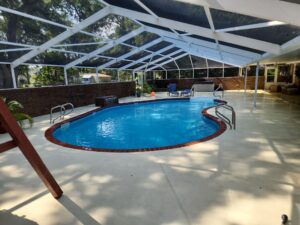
[0,0,104,26]
[211,8,268,30]
[124,32,160,47]
[230,25,300,45]
[142,0,210,28]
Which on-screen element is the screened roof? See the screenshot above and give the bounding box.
[0,0,300,72]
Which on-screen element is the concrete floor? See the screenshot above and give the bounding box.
[1,91,300,225]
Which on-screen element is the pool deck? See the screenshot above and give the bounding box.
[1,91,300,225]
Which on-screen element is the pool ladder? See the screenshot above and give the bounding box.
[213,84,224,99]
[215,104,236,130]
[50,103,74,124]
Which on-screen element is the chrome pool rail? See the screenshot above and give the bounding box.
[215,103,236,130]
[50,103,74,124]
[61,103,74,117]
[213,83,224,99]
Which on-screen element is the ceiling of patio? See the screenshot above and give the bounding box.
[0,0,300,71]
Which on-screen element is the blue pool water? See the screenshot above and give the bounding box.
[53,98,220,150]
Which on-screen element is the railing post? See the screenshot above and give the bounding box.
[244,66,248,96]
[253,62,259,108]
[63,67,68,85]
[10,65,17,88]
[96,67,99,83]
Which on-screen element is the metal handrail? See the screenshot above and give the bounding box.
[215,103,236,130]
[213,84,224,99]
[61,103,74,118]
[50,105,64,124]
[50,102,74,124]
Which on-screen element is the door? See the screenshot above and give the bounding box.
[265,67,276,89]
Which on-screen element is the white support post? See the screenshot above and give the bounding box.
[293,63,297,84]
[205,58,209,78]
[96,67,99,83]
[166,70,168,80]
[222,63,225,77]
[64,67,68,85]
[117,70,120,81]
[244,67,248,96]
[253,62,260,108]
[10,65,17,89]
[189,54,194,79]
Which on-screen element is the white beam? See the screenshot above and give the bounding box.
[54,42,107,47]
[65,27,144,69]
[144,25,260,60]
[250,35,300,64]
[134,0,157,17]
[134,49,183,71]
[110,5,280,54]
[11,7,111,68]
[203,6,223,60]
[97,37,162,70]
[189,54,195,78]
[164,37,246,66]
[175,0,300,27]
[146,53,189,71]
[10,65,17,88]
[0,41,33,48]
[119,44,175,70]
[0,6,111,42]
[0,48,33,53]
[216,21,286,33]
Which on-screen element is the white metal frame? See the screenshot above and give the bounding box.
[11,7,111,68]
[146,53,189,71]
[110,5,281,54]
[0,0,299,89]
[119,44,176,70]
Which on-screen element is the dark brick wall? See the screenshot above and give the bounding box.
[0,82,135,117]
[148,76,265,91]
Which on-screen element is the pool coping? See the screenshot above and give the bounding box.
[45,98,227,153]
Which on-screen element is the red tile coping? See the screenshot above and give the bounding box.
[45,98,227,153]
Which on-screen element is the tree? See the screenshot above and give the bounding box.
[0,0,104,88]
[0,0,147,88]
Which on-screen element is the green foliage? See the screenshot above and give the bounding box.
[14,113,34,128]
[32,67,64,86]
[0,0,156,87]
[119,71,132,81]
[142,82,152,94]
[1,97,33,128]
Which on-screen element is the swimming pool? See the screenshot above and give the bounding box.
[45,98,226,152]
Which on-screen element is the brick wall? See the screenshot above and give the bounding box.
[148,76,265,91]
[0,82,135,117]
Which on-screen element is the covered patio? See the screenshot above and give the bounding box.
[1,91,300,225]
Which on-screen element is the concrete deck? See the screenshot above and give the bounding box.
[1,91,300,225]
